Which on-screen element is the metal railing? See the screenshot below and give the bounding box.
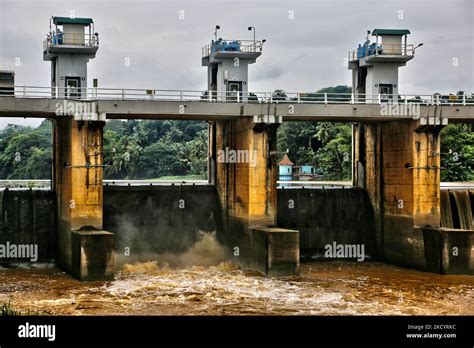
[44,32,99,50]
[202,39,263,57]
[349,43,414,61]
[1,179,472,189]
[0,86,473,106]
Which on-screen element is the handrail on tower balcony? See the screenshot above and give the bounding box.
[202,39,263,57]
[44,32,99,49]
[348,43,414,61]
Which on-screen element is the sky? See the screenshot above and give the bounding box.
[0,0,473,129]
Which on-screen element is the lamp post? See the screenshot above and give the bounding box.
[248,26,255,43]
[214,25,220,41]
[413,43,424,53]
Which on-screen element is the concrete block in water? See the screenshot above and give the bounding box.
[247,228,299,277]
[422,227,474,275]
[71,230,114,281]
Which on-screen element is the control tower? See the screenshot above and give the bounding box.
[202,26,265,102]
[43,16,99,99]
[348,29,419,103]
[43,16,112,281]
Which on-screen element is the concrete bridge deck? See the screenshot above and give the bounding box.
[0,87,473,122]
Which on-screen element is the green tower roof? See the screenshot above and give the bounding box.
[372,29,410,36]
[53,17,93,25]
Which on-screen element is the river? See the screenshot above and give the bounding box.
[1,259,473,316]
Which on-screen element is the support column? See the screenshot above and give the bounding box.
[214,118,278,229]
[53,117,114,280]
[355,120,444,268]
[211,117,299,276]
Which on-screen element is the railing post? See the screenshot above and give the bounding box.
[180,90,183,101]
[121,88,125,100]
[436,94,440,106]
[378,94,381,105]
[270,93,273,103]
[324,93,328,104]
[55,86,59,99]
[463,93,466,106]
[208,90,212,102]
[237,91,240,103]
[405,94,408,107]
[297,93,301,103]
[23,86,26,98]
[351,93,355,104]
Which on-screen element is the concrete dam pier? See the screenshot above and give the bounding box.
[0,16,473,280]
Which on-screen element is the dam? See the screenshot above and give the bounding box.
[0,16,473,283]
[1,184,474,316]
[0,184,473,271]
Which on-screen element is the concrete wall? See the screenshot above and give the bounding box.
[0,189,56,263]
[0,186,219,263]
[55,55,89,98]
[380,35,402,54]
[366,63,399,97]
[63,24,85,45]
[103,185,219,254]
[423,226,474,275]
[365,66,373,101]
[217,59,250,100]
[277,188,376,258]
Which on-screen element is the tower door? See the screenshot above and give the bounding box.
[227,81,242,101]
[379,84,393,102]
[65,77,81,99]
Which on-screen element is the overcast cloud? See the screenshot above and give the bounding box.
[0,0,473,128]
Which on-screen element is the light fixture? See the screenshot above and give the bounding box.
[248,26,255,43]
[413,43,424,54]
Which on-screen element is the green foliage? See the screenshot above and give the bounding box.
[278,121,352,180]
[277,86,353,180]
[1,302,42,316]
[0,119,208,180]
[248,92,259,102]
[314,123,352,180]
[102,120,208,179]
[272,89,288,101]
[440,124,474,182]
[0,121,52,179]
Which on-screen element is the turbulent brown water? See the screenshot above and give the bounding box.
[0,233,473,316]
